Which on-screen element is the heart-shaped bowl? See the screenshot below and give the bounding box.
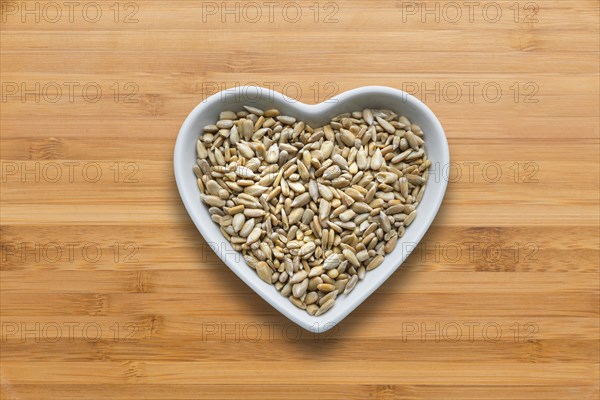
[174,86,449,333]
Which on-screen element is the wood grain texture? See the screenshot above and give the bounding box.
[1,0,599,399]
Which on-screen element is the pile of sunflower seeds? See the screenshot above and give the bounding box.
[194,106,429,316]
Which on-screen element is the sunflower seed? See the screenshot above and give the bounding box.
[343,249,360,267]
[370,149,384,170]
[289,296,306,309]
[292,279,309,298]
[404,210,417,226]
[305,291,319,305]
[319,290,338,306]
[323,253,341,270]
[195,107,428,316]
[315,299,335,316]
[201,195,226,207]
[317,283,336,293]
[256,262,272,283]
[237,142,254,159]
[376,116,395,134]
[306,304,319,315]
[291,192,311,208]
[344,274,359,294]
[290,270,308,284]
[366,255,384,271]
[277,115,296,125]
[363,109,374,125]
[244,105,264,116]
[246,227,262,244]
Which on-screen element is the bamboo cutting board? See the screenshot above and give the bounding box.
[1,1,599,399]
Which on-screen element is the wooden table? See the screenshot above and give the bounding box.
[1,1,598,398]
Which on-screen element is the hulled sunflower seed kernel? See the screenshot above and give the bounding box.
[195,106,428,315]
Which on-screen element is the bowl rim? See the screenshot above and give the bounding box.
[174,85,450,333]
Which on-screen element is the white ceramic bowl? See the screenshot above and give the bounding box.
[174,86,449,333]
